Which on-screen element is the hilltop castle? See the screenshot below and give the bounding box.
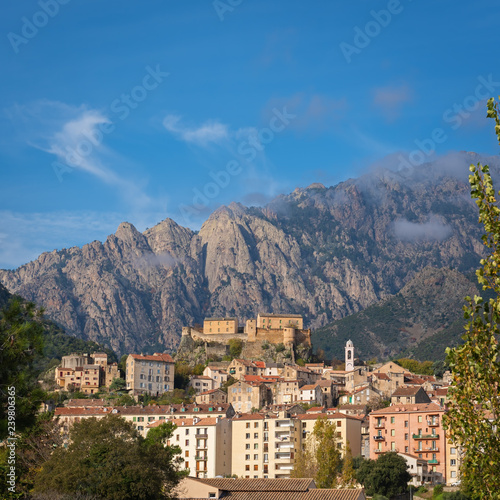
[182,313,311,347]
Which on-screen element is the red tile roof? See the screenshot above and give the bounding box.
[129,353,174,363]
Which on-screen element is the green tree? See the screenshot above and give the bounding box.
[228,338,243,358]
[356,452,411,497]
[109,377,126,392]
[33,415,186,499]
[0,299,46,438]
[339,441,357,488]
[292,417,341,487]
[443,98,500,498]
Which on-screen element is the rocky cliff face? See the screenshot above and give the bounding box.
[0,152,493,356]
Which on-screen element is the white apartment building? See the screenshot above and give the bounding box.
[147,416,232,479]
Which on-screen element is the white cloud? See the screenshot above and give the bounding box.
[393,215,452,242]
[163,114,229,146]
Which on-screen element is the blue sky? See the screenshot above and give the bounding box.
[1,0,499,269]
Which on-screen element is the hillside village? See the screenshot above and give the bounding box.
[50,313,463,490]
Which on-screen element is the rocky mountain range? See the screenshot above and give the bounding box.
[0,152,495,357]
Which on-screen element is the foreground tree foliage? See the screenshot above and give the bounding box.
[443,97,500,498]
[291,417,342,487]
[0,299,45,438]
[355,452,411,497]
[34,415,186,500]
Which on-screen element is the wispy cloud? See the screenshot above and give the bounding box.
[9,100,160,210]
[163,114,229,146]
[372,83,413,121]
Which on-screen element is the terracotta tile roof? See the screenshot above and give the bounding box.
[391,386,424,397]
[129,353,174,363]
[404,375,426,385]
[191,375,213,380]
[316,380,333,387]
[253,361,266,368]
[306,407,325,413]
[198,388,225,395]
[232,413,265,420]
[372,372,390,380]
[56,403,232,417]
[65,399,107,407]
[147,416,223,428]
[370,402,444,415]
[191,478,315,491]
[218,490,365,500]
[300,384,319,391]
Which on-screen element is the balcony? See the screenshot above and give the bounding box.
[373,435,385,441]
[195,455,206,461]
[374,449,384,454]
[276,421,294,428]
[275,452,292,460]
[427,420,439,427]
[413,434,439,440]
[374,422,385,429]
[196,443,208,450]
[428,459,439,465]
[195,433,208,438]
[276,442,293,449]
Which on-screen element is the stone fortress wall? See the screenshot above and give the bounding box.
[182,313,311,347]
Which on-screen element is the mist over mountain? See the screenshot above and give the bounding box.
[0,152,495,357]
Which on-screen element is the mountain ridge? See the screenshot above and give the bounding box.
[0,152,495,356]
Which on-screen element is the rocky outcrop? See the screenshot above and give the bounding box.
[0,152,492,356]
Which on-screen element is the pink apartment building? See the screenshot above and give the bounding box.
[369,402,446,482]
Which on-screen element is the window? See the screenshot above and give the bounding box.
[185,440,189,446]
[450,447,456,455]
[254,465,258,471]
[391,429,395,437]
[185,461,189,468]
[254,422,259,428]
[451,459,456,466]
[337,421,341,427]
[245,454,250,460]
[254,454,258,460]
[185,429,189,435]
[254,443,258,449]
[391,442,396,451]
[404,420,408,427]
[405,433,409,440]
[391,417,395,424]
[254,433,258,439]
[451,471,457,478]
[246,423,250,428]
[245,465,250,471]
[418,415,423,423]
[246,433,250,439]
[185,451,189,457]
[405,446,409,453]
[246,444,250,450]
